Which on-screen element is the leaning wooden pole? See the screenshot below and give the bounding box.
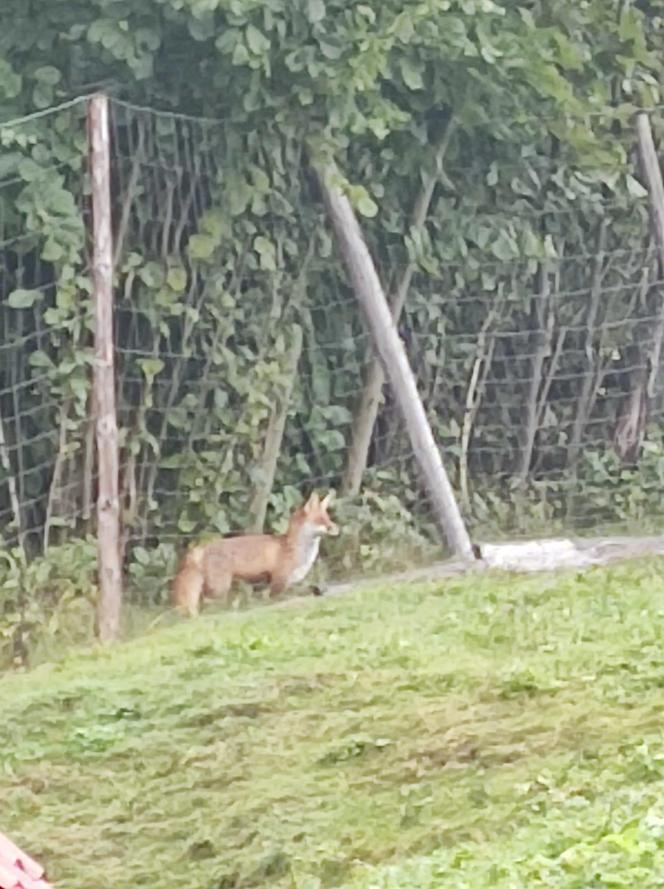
[89,94,123,642]
[636,112,664,265]
[317,166,475,560]
[636,112,664,399]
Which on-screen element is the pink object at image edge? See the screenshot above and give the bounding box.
[0,832,54,889]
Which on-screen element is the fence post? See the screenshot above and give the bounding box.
[89,94,122,642]
[635,111,664,402]
[317,165,476,561]
[636,112,664,259]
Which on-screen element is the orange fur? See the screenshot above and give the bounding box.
[171,491,339,616]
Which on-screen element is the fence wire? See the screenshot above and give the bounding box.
[0,95,662,593]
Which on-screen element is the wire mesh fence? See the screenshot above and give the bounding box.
[1,93,664,629]
[0,97,92,556]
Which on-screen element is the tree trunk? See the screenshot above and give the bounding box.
[248,325,303,532]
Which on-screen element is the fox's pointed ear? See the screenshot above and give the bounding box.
[321,490,335,508]
[304,491,319,513]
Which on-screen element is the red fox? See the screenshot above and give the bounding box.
[171,491,339,616]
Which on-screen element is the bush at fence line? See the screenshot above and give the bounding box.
[574,432,664,531]
[121,435,664,610]
[463,432,664,540]
[312,489,439,579]
[0,537,97,669]
[126,541,179,607]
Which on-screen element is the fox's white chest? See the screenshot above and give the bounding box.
[289,536,321,586]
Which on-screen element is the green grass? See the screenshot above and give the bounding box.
[4,560,664,888]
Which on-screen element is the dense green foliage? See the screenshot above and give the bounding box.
[4,560,664,886]
[2,0,664,654]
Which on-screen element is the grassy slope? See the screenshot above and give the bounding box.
[3,560,664,888]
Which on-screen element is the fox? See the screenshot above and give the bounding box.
[171,491,339,616]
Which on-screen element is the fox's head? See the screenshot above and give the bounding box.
[297,490,340,537]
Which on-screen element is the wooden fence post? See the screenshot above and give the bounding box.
[636,112,664,260]
[89,94,122,642]
[635,112,664,402]
[317,165,476,561]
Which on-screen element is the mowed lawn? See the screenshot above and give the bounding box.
[3,560,664,888]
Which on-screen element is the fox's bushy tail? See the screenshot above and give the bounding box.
[171,547,205,617]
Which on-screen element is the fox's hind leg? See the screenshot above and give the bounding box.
[204,569,233,606]
[172,565,204,618]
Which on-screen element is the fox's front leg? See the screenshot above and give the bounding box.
[268,572,288,598]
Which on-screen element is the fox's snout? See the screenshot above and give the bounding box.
[311,514,339,537]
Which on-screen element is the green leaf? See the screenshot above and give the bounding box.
[233,42,248,67]
[250,167,270,194]
[357,193,378,218]
[320,430,346,451]
[167,266,188,292]
[214,389,228,410]
[307,0,326,24]
[246,24,269,55]
[133,547,151,566]
[201,209,228,239]
[138,358,165,382]
[0,61,21,99]
[625,174,648,199]
[49,186,77,217]
[28,350,54,369]
[135,27,161,52]
[392,12,414,43]
[33,84,54,110]
[215,28,240,54]
[33,66,62,85]
[122,252,143,271]
[522,229,541,257]
[18,158,44,183]
[178,516,197,534]
[491,230,518,261]
[322,405,353,425]
[368,117,390,140]
[42,239,64,262]
[226,178,251,217]
[212,510,230,533]
[7,289,42,309]
[254,235,277,271]
[139,261,165,287]
[188,234,218,260]
[0,152,21,180]
[318,39,342,60]
[400,58,424,91]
